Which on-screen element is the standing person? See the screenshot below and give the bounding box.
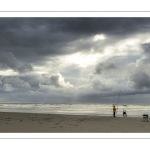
[113,105,116,117]
[123,109,127,117]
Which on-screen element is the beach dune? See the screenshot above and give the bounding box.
[0,112,149,132]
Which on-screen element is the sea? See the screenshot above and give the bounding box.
[0,103,150,118]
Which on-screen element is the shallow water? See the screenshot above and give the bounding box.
[0,103,149,118]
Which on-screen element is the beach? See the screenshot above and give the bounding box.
[0,112,149,132]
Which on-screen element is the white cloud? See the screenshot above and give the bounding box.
[49,72,74,88]
[3,77,31,88]
[39,72,74,90]
[0,69,18,76]
[3,84,13,91]
[88,73,117,91]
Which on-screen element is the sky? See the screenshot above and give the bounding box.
[1,17,150,104]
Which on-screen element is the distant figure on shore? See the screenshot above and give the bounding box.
[123,109,127,117]
[113,105,116,117]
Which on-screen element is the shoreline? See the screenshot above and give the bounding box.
[0,111,149,133]
[0,110,143,118]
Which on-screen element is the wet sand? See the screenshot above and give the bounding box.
[0,112,149,132]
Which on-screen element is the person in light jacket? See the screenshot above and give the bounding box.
[113,105,116,117]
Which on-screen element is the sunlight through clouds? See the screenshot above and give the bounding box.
[65,52,101,68]
[0,69,18,76]
[93,34,106,41]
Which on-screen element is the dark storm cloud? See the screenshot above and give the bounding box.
[141,42,150,54]
[52,18,150,36]
[17,63,33,73]
[0,18,150,59]
[2,17,150,103]
[0,52,33,73]
[95,62,117,74]
[127,42,150,90]
[0,52,18,69]
[130,72,150,89]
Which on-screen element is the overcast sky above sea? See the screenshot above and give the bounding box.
[1,18,150,104]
